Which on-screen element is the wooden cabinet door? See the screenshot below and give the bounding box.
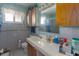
[56,3,62,26]
[70,4,77,26]
[56,3,79,26]
[27,43,31,55]
[75,4,79,26]
[64,4,73,26]
[27,43,37,56]
[56,4,67,26]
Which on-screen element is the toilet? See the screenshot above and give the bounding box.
[18,40,27,53]
[21,42,27,53]
[21,42,27,48]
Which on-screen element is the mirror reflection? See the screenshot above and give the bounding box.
[38,3,59,33]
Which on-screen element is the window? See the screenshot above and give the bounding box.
[4,8,14,22]
[41,16,46,25]
[15,12,24,23]
[3,8,25,23]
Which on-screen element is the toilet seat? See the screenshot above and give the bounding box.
[21,42,27,48]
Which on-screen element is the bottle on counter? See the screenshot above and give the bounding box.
[64,37,67,43]
[59,37,64,53]
[71,45,74,54]
[63,42,69,55]
[63,38,73,56]
[54,35,59,44]
[59,46,64,53]
[63,37,68,54]
[49,36,53,44]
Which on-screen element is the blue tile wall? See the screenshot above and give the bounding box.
[60,27,79,40]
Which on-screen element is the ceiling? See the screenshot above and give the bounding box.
[17,3,56,18]
[41,4,56,18]
[15,3,35,8]
[0,3,56,17]
[0,3,35,9]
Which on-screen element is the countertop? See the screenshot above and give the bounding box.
[27,36,66,56]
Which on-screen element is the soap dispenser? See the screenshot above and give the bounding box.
[54,35,59,44]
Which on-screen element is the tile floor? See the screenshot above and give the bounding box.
[10,48,28,56]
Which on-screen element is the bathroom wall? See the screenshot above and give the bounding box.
[59,26,79,40]
[0,4,28,50]
[0,6,3,25]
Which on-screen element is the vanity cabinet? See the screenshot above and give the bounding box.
[56,3,79,27]
[27,42,45,56]
[27,43,37,56]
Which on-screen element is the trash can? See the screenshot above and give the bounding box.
[18,40,22,48]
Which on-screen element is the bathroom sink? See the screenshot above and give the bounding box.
[30,36,41,39]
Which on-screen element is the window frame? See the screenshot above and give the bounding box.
[2,8,25,23]
[14,11,24,23]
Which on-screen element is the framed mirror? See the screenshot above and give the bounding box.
[37,3,59,33]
